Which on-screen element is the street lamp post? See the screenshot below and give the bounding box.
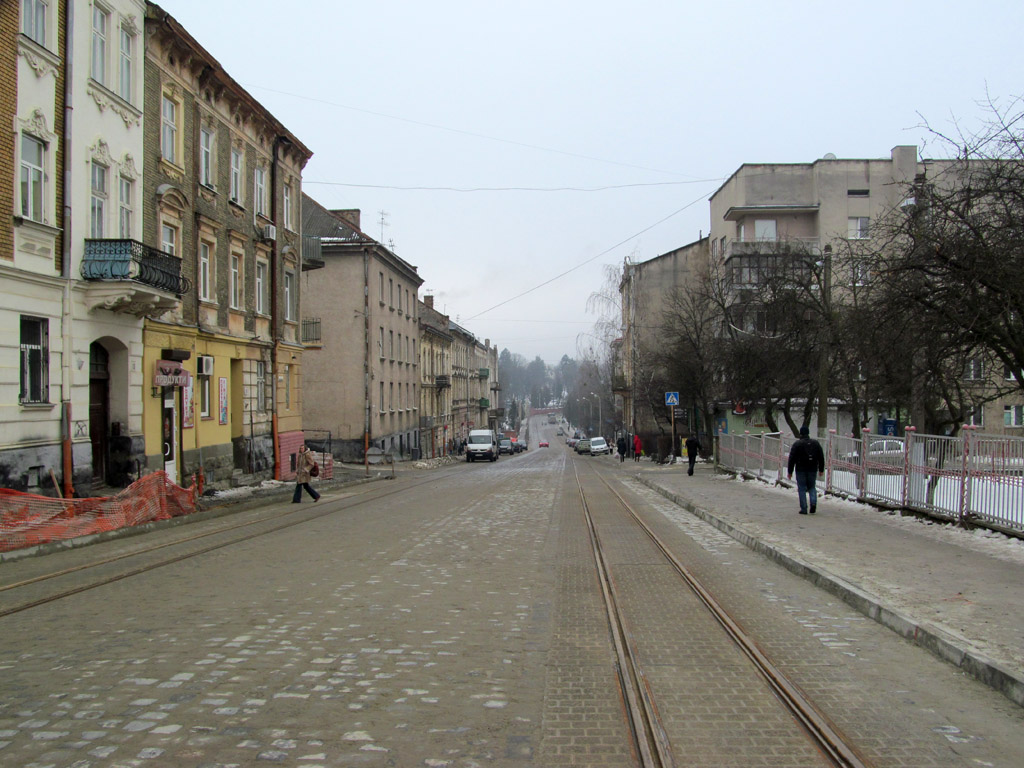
[817,246,832,435]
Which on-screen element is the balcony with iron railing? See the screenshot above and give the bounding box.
[478,398,490,409]
[302,318,322,345]
[723,237,820,260]
[435,374,451,389]
[81,239,191,316]
[301,234,325,271]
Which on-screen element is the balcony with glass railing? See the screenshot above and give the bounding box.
[81,239,190,316]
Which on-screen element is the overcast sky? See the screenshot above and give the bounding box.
[162,0,1024,365]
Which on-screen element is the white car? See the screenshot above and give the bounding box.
[588,437,611,455]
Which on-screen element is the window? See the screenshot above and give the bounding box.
[20,135,45,222]
[851,260,869,287]
[200,127,214,187]
[397,333,402,361]
[379,272,384,302]
[90,162,107,238]
[230,254,241,309]
[230,147,242,203]
[284,364,291,409]
[964,358,984,381]
[848,216,870,239]
[1006,365,1019,382]
[284,269,296,320]
[389,330,394,358]
[283,184,292,230]
[1005,405,1024,427]
[254,166,267,216]
[199,242,211,301]
[161,95,177,164]
[754,219,776,240]
[118,176,133,238]
[118,24,133,102]
[256,361,266,411]
[848,189,870,197]
[20,316,49,404]
[199,375,210,418]
[397,283,403,313]
[91,5,108,85]
[379,381,385,412]
[379,327,385,358]
[389,382,394,411]
[964,406,984,427]
[389,278,394,307]
[22,0,47,46]
[161,223,176,256]
[255,261,267,314]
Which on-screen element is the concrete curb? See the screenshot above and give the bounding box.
[634,473,1024,709]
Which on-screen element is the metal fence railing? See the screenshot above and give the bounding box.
[717,427,1024,533]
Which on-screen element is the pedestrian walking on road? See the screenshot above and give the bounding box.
[293,445,321,503]
[787,426,824,514]
[617,436,627,463]
[684,433,701,476]
[633,434,643,462]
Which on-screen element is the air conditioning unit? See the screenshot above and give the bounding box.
[198,355,214,376]
[262,224,277,241]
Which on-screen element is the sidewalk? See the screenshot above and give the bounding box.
[630,460,1024,709]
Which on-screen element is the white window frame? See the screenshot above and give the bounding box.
[161,94,178,165]
[90,161,107,238]
[230,147,243,203]
[118,24,133,102]
[91,4,109,86]
[254,166,267,216]
[22,0,48,47]
[255,260,267,315]
[1005,405,1024,428]
[20,134,45,223]
[964,357,984,381]
[283,269,295,321]
[284,364,291,409]
[118,176,133,238]
[283,183,292,230]
[230,253,242,309]
[161,222,177,257]
[965,406,984,427]
[200,127,214,188]
[199,375,211,418]
[20,315,49,404]
[848,216,870,240]
[199,241,212,301]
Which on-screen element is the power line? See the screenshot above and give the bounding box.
[464,187,714,321]
[303,179,724,193]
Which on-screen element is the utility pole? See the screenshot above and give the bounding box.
[817,245,832,435]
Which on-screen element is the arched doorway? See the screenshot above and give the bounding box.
[89,342,110,485]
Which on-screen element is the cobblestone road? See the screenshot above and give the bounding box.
[0,418,1022,767]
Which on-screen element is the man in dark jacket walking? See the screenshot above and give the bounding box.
[684,433,701,476]
[787,425,824,514]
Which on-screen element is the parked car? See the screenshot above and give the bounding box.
[575,439,591,454]
[466,429,499,462]
[566,436,579,447]
[499,438,513,455]
[556,427,564,435]
[588,437,610,455]
[842,439,905,463]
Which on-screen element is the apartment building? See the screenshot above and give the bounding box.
[449,322,499,442]
[142,4,313,488]
[301,196,423,461]
[419,295,454,457]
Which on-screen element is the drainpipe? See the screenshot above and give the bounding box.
[270,135,290,480]
[363,245,370,476]
[60,0,75,497]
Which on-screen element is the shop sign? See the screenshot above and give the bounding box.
[154,359,189,387]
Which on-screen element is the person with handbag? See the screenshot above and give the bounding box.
[293,445,321,503]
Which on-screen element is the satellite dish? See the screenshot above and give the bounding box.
[823,152,837,160]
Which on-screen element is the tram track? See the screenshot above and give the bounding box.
[0,455,539,618]
[571,455,873,768]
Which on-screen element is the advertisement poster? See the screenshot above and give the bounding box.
[183,374,194,429]
[219,377,228,424]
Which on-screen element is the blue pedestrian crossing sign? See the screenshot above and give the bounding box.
[665,392,679,406]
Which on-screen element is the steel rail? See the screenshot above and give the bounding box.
[572,462,675,768]
[581,459,873,768]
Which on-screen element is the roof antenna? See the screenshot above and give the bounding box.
[377,209,389,243]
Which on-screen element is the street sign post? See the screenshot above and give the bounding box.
[666,392,679,457]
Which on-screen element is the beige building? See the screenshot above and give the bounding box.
[301,196,423,461]
[449,323,500,442]
[418,295,453,457]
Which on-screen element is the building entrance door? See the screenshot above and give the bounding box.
[89,343,110,485]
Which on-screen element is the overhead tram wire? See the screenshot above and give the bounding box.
[464,187,715,322]
[302,179,724,193]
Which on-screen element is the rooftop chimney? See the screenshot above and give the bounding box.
[424,295,434,309]
[330,209,361,230]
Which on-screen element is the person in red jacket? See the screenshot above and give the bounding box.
[633,434,643,462]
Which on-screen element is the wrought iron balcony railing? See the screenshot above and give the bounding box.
[478,398,490,409]
[302,318,322,344]
[435,374,451,388]
[82,239,190,295]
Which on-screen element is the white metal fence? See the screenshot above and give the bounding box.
[717,427,1024,533]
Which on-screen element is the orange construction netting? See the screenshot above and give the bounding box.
[0,471,197,554]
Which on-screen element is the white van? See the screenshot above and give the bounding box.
[466,429,498,462]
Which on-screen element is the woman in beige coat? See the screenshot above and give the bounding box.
[292,445,321,503]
